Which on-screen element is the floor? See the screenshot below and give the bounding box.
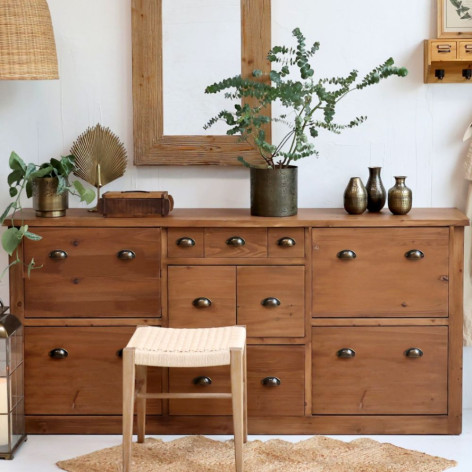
[3,410,472,471]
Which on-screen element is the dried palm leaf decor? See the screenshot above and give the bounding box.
[71,124,127,210]
[0,0,59,80]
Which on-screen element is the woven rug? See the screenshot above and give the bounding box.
[56,435,457,472]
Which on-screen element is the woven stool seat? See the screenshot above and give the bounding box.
[127,326,247,367]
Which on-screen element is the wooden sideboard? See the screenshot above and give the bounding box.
[9,208,468,435]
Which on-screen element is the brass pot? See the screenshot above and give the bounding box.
[344,177,367,214]
[32,177,68,218]
[388,176,412,215]
[250,166,297,217]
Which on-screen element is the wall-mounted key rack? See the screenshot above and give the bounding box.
[424,39,472,83]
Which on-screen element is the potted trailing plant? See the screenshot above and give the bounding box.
[205,28,408,217]
[0,152,95,274]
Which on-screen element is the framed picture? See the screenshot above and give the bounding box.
[438,0,472,37]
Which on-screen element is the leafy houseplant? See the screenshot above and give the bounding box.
[204,28,408,216]
[0,152,95,274]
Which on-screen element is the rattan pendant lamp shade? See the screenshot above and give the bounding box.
[0,0,58,80]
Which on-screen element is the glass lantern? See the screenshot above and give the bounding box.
[0,307,26,460]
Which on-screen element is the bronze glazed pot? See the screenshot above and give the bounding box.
[388,176,412,215]
[250,166,297,217]
[32,177,68,218]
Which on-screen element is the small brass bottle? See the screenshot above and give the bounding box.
[366,167,386,212]
[388,176,412,215]
[344,177,367,215]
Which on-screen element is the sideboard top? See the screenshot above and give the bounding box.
[8,208,469,228]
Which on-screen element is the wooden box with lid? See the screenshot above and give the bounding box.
[8,208,468,434]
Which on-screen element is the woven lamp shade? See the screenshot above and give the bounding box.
[0,0,58,80]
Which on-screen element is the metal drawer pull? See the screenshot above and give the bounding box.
[117,250,136,260]
[278,237,296,248]
[49,348,68,359]
[437,45,452,53]
[49,250,68,260]
[193,376,212,386]
[337,348,356,359]
[192,297,212,308]
[405,347,423,358]
[177,237,195,248]
[337,250,356,260]
[262,376,281,387]
[226,236,245,247]
[404,249,424,260]
[261,297,281,308]
[117,349,123,358]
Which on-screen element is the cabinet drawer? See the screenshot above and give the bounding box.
[167,228,204,258]
[431,41,457,61]
[169,345,305,416]
[24,228,160,277]
[237,266,305,337]
[312,326,448,415]
[268,228,305,258]
[312,228,449,317]
[459,41,472,60]
[25,327,162,415]
[205,228,267,258]
[168,266,236,328]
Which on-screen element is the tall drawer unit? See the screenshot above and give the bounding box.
[8,208,467,435]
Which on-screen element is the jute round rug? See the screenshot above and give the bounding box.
[56,435,456,472]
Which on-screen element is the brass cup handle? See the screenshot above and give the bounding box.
[277,237,296,248]
[177,237,196,248]
[261,297,281,308]
[193,376,212,386]
[405,249,424,260]
[337,250,356,260]
[192,297,212,308]
[337,348,356,359]
[405,347,423,358]
[226,236,246,247]
[262,376,281,387]
[49,348,68,359]
[49,250,68,260]
[117,250,136,260]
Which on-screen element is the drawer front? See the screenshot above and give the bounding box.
[312,326,448,415]
[205,228,267,258]
[459,41,472,60]
[170,345,305,416]
[25,276,160,318]
[237,266,305,337]
[312,228,449,317]
[168,266,236,328]
[25,327,162,415]
[24,228,160,277]
[268,228,305,258]
[167,228,204,258]
[431,40,457,61]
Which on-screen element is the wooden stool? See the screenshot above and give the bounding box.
[122,326,247,472]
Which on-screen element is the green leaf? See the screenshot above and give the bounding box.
[7,170,23,186]
[2,227,22,256]
[9,187,18,198]
[9,152,26,173]
[25,163,37,179]
[29,165,54,180]
[56,175,67,194]
[72,180,95,204]
[26,181,33,199]
[237,156,253,168]
[24,231,42,241]
[0,203,15,224]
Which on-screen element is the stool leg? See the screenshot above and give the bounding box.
[122,348,136,472]
[243,345,248,444]
[231,348,244,472]
[136,365,147,443]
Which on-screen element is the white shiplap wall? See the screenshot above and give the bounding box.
[0,0,471,406]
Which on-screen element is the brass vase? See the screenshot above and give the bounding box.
[250,166,297,217]
[388,176,412,215]
[343,177,367,215]
[32,177,68,217]
[366,166,386,212]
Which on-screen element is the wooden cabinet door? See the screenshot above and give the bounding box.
[312,326,448,415]
[312,228,449,317]
[237,266,305,337]
[25,327,162,415]
[168,266,236,328]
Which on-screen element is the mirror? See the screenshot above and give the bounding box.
[132,0,271,166]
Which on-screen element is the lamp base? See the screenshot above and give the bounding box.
[0,434,27,460]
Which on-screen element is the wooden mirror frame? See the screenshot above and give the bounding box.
[131,0,271,166]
